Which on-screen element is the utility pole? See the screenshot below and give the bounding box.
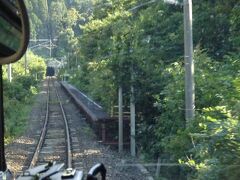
[75,55,78,67]
[130,61,136,156]
[7,64,12,82]
[0,66,6,172]
[67,53,70,71]
[24,52,27,75]
[49,38,52,58]
[130,84,136,156]
[118,86,123,153]
[184,0,195,122]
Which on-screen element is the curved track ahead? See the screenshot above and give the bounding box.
[29,77,72,169]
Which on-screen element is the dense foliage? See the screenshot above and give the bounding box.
[4,52,46,142]
[27,0,240,179]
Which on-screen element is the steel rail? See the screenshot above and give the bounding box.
[54,82,72,168]
[29,77,50,168]
[28,77,72,169]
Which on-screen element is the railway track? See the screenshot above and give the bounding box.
[28,77,72,169]
[7,77,141,179]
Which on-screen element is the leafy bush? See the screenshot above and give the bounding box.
[3,51,46,141]
[152,52,240,179]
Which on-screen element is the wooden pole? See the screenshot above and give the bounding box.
[118,86,123,153]
[130,84,136,156]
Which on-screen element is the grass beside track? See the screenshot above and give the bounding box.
[4,88,39,145]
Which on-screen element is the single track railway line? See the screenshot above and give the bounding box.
[28,77,72,169]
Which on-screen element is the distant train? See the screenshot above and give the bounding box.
[46,66,55,77]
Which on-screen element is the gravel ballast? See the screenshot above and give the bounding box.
[5,79,153,179]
